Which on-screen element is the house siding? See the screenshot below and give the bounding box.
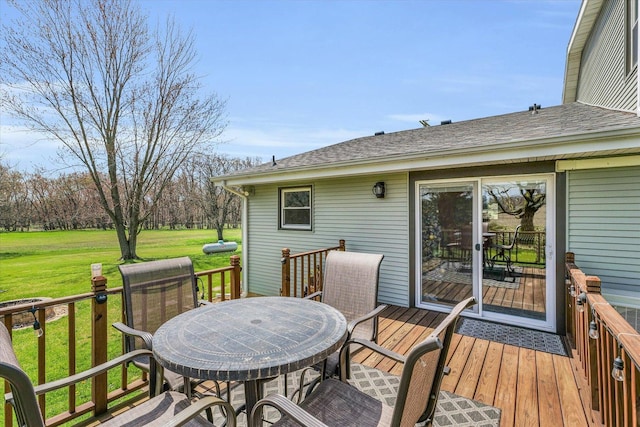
[577,0,637,111]
[567,166,640,300]
[245,173,411,307]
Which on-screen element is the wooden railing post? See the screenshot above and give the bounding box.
[281,248,291,297]
[566,251,575,264]
[230,255,241,299]
[339,239,346,251]
[91,275,109,415]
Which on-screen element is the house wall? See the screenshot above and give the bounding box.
[577,0,637,111]
[567,165,640,306]
[244,173,411,307]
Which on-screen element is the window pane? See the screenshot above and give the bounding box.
[284,191,310,208]
[284,209,310,225]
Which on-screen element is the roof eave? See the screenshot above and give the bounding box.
[214,126,640,186]
[563,0,604,103]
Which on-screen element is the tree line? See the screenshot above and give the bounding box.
[0,154,261,238]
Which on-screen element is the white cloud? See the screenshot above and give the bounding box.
[0,124,63,170]
[219,123,366,161]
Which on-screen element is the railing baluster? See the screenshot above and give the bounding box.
[280,240,346,299]
[37,307,46,415]
[68,302,76,414]
[4,315,13,427]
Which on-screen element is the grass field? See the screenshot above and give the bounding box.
[0,228,242,425]
[0,228,242,300]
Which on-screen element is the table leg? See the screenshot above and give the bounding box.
[244,379,261,416]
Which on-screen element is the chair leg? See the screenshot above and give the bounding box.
[505,252,513,274]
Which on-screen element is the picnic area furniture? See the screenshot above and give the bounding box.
[249,296,476,427]
[152,296,348,415]
[488,225,521,276]
[0,322,236,427]
[113,256,214,396]
[304,250,386,381]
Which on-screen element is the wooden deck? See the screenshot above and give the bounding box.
[422,265,547,320]
[352,304,593,427]
[96,302,594,427]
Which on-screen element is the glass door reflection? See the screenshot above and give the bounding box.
[419,182,476,308]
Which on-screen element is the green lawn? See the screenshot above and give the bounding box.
[0,228,242,300]
[0,228,242,425]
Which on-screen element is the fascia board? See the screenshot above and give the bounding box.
[563,0,603,103]
[556,154,640,171]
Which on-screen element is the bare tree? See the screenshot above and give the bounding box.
[0,162,31,231]
[487,187,546,232]
[189,155,261,240]
[0,0,226,259]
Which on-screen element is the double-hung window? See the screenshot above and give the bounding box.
[280,186,312,230]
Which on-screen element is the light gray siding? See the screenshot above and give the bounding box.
[245,173,411,306]
[567,166,640,299]
[577,0,637,111]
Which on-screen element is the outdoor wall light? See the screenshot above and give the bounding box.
[30,307,44,338]
[589,320,599,340]
[372,182,385,198]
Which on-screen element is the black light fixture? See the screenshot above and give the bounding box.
[612,350,624,382]
[588,302,609,340]
[29,307,43,338]
[372,182,385,198]
[589,320,599,340]
[577,292,587,313]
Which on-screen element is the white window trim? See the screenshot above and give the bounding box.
[280,186,312,230]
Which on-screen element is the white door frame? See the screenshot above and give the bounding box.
[414,173,556,332]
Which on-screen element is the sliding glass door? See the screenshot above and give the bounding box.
[416,175,555,331]
[418,181,478,310]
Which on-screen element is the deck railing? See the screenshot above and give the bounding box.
[488,229,546,265]
[280,240,345,297]
[565,252,640,427]
[0,255,241,427]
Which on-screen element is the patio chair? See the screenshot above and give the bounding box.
[250,296,476,427]
[113,256,215,396]
[488,225,521,275]
[0,323,236,427]
[304,250,386,381]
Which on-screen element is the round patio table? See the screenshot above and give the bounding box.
[152,296,347,414]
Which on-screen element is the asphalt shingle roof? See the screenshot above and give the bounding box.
[223,102,640,179]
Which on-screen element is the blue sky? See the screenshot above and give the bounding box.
[0,0,582,170]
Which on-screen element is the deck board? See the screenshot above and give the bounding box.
[515,348,539,427]
[358,305,592,427]
[537,351,564,427]
[473,340,503,403]
[554,353,590,426]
